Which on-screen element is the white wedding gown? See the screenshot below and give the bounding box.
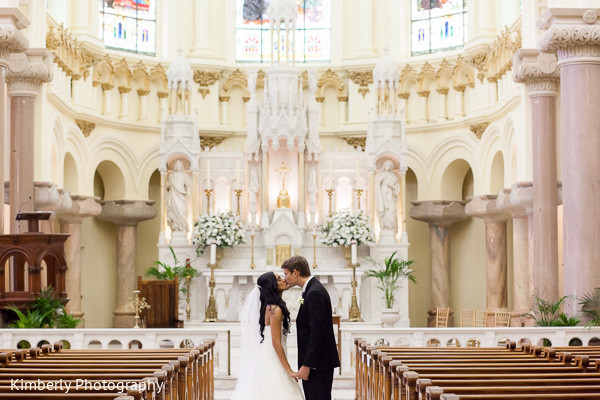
[231,287,305,400]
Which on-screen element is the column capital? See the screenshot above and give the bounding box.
[538,8,600,65]
[98,200,157,226]
[0,8,29,63]
[58,195,102,223]
[7,48,53,97]
[409,200,468,227]
[465,194,509,222]
[513,49,559,95]
[497,187,529,218]
[34,182,72,212]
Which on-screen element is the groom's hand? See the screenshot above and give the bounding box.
[297,365,310,380]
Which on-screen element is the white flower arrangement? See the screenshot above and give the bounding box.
[320,208,374,247]
[192,211,246,255]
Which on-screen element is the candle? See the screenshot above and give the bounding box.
[251,227,255,237]
[351,241,357,265]
[210,243,216,265]
[207,159,212,190]
[312,226,316,236]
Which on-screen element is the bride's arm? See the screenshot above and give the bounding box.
[269,306,294,375]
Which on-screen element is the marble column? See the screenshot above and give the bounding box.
[118,86,131,119]
[410,200,468,326]
[513,49,560,302]
[417,91,429,122]
[137,89,150,122]
[58,196,101,325]
[435,88,448,121]
[453,85,466,117]
[98,200,157,328]
[101,83,114,116]
[538,8,600,312]
[497,185,532,314]
[0,8,28,233]
[6,49,53,233]
[465,194,509,310]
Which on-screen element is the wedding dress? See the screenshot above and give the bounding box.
[231,287,304,400]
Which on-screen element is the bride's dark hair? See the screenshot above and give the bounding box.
[257,272,291,343]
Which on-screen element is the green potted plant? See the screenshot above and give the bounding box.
[579,287,600,327]
[365,251,416,327]
[7,287,80,329]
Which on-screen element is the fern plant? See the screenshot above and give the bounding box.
[579,287,600,327]
[365,251,416,309]
[7,287,80,328]
[145,245,200,295]
[522,295,578,327]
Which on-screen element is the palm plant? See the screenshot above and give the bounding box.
[522,295,578,327]
[365,251,416,309]
[579,287,600,327]
[145,245,200,295]
[7,287,80,328]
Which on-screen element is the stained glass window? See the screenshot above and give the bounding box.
[99,0,156,55]
[411,0,467,55]
[236,0,331,63]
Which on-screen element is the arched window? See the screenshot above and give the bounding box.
[236,0,331,63]
[411,0,467,55]
[98,0,156,55]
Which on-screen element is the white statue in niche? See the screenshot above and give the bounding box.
[166,160,191,232]
[375,160,399,230]
[308,168,318,214]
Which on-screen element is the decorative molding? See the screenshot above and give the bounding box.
[470,26,521,83]
[7,49,54,96]
[470,122,490,139]
[200,135,228,149]
[539,25,600,60]
[46,24,93,80]
[75,119,96,137]
[512,49,560,95]
[347,71,373,97]
[221,69,249,99]
[342,136,366,150]
[317,69,346,98]
[193,70,222,98]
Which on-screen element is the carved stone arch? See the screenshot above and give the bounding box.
[399,64,417,95]
[149,63,168,92]
[435,59,453,90]
[316,69,346,102]
[452,55,475,88]
[93,54,114,87]
[114,58,133,89]
[221,69,250,101]
[132,61,150,90]
[417,62,436,93]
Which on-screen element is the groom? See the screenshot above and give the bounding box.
[282,255,340,400]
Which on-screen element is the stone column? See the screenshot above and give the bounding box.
[98,200,157,328]
[453,85,466,117]
[118,86,131,119]
[487,77,498,105]
[6,49,53,233]
[513,49,560,302]
[356,0,376,57]
[101,83,114,116]
[410,200,468,326]
[0,8,29,234]
[58,196,101,325]
[417,91,429,123]
[190,0,212,57]
[497,185,532,314]
[435,88,448,121]
[538,8,600,311]
[137,89,149,122]
[465,194,509,310]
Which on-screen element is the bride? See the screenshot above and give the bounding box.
[231,272,304,399]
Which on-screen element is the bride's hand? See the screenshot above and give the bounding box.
[288,370,299,382]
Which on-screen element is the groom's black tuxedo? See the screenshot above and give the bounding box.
[297,277,340,400]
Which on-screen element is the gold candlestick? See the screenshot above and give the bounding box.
[130,290,151,329]
[349,263,363,322]
[234,189,243,216]
[326,189,335,216]
[355,188,363,209]
[204,189,213,214]
[249,234,256,269]
[312,234,318,269]
[204,262,218,322]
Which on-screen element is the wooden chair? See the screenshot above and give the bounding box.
[435,307,450,327]
[460,308,475,327]
[475,309,492,327]
[494,310,512,327]
[137,276,183,328]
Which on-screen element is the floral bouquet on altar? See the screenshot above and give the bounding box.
[320,208,374,247]
[192,211,246,255]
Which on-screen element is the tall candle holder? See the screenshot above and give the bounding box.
[326,189,335,217]
[130,290,151,328]
[204,189,213,214]
[354,188,364,209]
[249,233,256,269]
[234,189,243,216]
[312,233,318,269]
[204,261,218,322]
[348,262,363,322]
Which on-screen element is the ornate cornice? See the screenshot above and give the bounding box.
[342,136,366,150]
[0,25,28,62]
[539,24,600,61]
[193,70,222,98]
[347,71,373,97]
[200,135,228,149]
[470,122,490,139]
[75,119,96,137]
[7,49,53,96]
[512,49,560,95]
